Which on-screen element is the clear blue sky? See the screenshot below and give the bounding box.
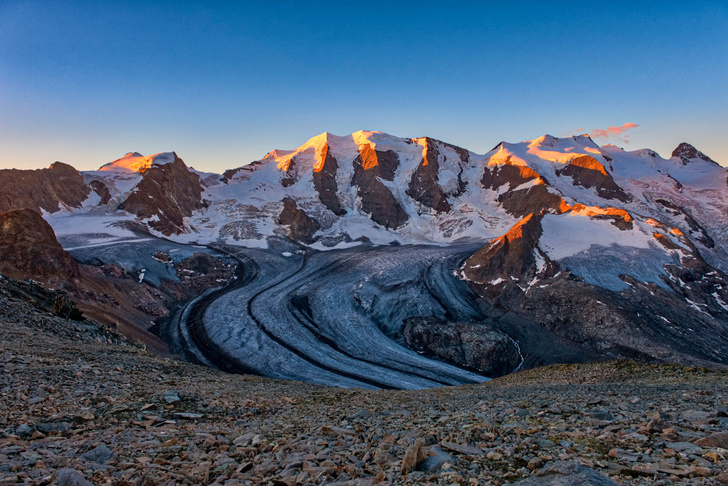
[1,1,726,172]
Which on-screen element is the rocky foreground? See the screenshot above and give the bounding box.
[1,280,728,485]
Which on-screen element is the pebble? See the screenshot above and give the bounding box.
[81,444,114,463]
[162,390,181,404]
[54,468,93,486]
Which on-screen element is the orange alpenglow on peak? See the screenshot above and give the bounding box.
[276,155,295,172]
[570,204,632,222]
[487,146,529,167]
[313,143,329,173]
[501,212,538,241]
[358,143,379,171]
[413,137,434,167]
[97,152,176,173]
[98,153,153,173]
[567,155,609,176]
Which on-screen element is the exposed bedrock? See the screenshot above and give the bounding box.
[402,317,522,377]
[481,161,540,191]
[118,154,204,235]
[557,155,630,202]
[655,198,715,248]
[496,184,571,218]
[406,138,451,213]
[278,197,319,243]
[0,208,80,283]
[312,143,346,216]
[481,162,570,217]
[672,142,720,165]
[280,157,298,187]
[351,147,408,229]
[89,180,112,205]
[0,162,90,214]
[462,212,556,301]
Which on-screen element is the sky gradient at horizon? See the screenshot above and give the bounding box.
[1,1,727,172]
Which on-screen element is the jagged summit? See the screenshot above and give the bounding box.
[672,142,719,165]
[98,151,177,173]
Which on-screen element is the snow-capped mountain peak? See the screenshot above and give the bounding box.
[672,142,719,166]
[98,151,177,173]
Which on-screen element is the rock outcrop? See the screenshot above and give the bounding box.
[0,162,90,214]
[481,160,540,191]
[462,213,556,301]
[278,197,319,243]
[89,180,112,205]
[481,161,570,217]
[406,138,451,213]
[672,142,719,165]
[118,153,203,235]
[402,317,522,377]
[351,146,408,229]
[557,155,630,202]
[0,209,80,283]
[312,143,345,215]
[655,198,715,248]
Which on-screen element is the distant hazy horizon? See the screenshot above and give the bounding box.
[1,1,726,172]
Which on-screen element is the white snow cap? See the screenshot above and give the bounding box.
[98,152,177,173]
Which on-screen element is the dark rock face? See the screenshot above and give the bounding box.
[351,146,408,229]
[312,144,346,215]
[406,138,451,213]
[481,161,540,191]
[482,163,570,217]
[0,209,80,283]
[557,155,630,202]
[402,317,521,377]
[463,213,556,301]
[497,184,570,218]
[0,162,90,214]
[672,142,719,165]
[89,180,112,205]
[280,158,298,187]
[222,160,264,183]
[278,197,319,243]
[655,198,714,248]
[357,144,399,181]
[572,204,634,230]
[118,154,204,235]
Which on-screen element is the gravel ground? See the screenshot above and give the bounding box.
[1,286,727,485]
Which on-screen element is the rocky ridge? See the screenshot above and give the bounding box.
[116,153,205,235]
[0,209,80,285]
[0,162,89,215]
[458,205,728,369]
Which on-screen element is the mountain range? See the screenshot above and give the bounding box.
[1,131,727,383]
